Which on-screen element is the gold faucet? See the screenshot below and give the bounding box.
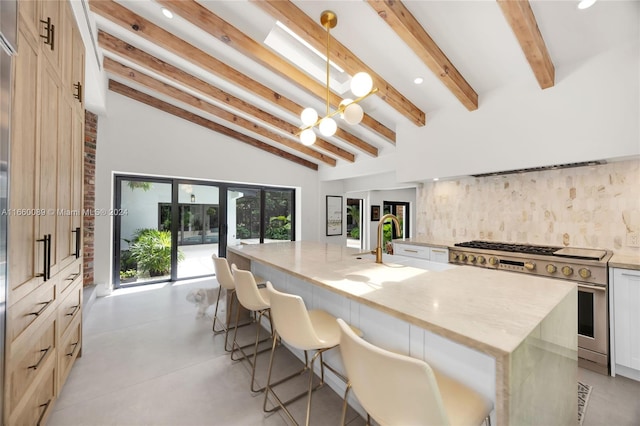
[375,214,401,264]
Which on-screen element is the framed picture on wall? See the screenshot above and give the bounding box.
[371,205,380,221]
[326,195,343,236]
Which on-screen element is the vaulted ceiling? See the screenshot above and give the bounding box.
[82,0,635,171]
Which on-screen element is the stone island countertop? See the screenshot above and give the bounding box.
[228,241,575,358]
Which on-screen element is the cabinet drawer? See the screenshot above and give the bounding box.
[9,279,56,344]
[9,316,56,413]
[58,315,82,390]
[429,247,449,264]
[11,360,56,426]
[394,243,430,260]
[59,259,82,295]
[58,280,82,337]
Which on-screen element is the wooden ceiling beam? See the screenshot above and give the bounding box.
[89,0,378,157]
[103,57,337,167]
[108,80,318,170]
[496,0,555,89]
[98,30,354,163]
[366,0,478,111]
[252,0,424,129]
[159,0,400,142]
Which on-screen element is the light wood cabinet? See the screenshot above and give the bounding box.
[610,267,640,382]
[5,1,85,423]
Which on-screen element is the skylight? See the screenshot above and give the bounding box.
[264,21,351,95]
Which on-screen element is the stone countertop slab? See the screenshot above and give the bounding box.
[609,253,640,270]
[228,241,575,358]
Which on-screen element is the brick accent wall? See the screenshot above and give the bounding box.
[83,111,97,286]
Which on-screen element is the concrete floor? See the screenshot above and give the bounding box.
[49,277,640,425]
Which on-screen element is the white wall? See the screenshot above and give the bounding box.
[397,40,639,182]
[94,91,320,294]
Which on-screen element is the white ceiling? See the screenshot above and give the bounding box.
[80,0,639,173]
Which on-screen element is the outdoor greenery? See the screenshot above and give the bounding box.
[128,228,184,277]
[127,181,153,191]
[236,191,292,241]
[347,204,360,239]
[265,215,291,240]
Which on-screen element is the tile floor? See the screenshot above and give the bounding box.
[48,278,362,426]
[49,278,640,426]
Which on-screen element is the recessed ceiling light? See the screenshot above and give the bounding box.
[577,0,597,10]
[414,77,424,85]
[161,7,173,19]
[433,177,439,181]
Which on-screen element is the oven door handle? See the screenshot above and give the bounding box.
[577,283,606,292]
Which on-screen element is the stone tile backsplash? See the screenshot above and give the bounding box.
[416,159,640,255]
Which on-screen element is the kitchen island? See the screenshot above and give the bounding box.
[228,241,578,425]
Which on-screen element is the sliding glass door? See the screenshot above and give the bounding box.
[114,175,295,287]
[116,178,173,286]
[175,183,219,279]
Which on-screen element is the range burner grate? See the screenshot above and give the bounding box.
[454,241,561,256]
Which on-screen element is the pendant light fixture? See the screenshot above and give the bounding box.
[297,10,378,146]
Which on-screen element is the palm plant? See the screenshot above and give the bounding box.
[129,229,184,277]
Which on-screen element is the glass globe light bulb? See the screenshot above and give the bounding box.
[300,107,318,126]
[351,72,373,97]
[300,128,316,146]
[338,99,353,118]
[319,117,337,137]
[343,103,364,125]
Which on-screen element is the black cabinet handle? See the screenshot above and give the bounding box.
[28,345,52,370]
[27,299,53,317]
[66,341,79,357]
[36,236,48,281]
[40,17,55,51]
[66,304,80,317]
[72,227,81,258]
[37,398,52,426]
[46,234,51,280]
[73,82,82,102]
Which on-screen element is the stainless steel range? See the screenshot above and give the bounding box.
[449,240,612,375]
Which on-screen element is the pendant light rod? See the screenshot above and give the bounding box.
[298,10,377,146]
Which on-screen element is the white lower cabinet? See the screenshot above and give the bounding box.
[394,243,449,264]
[610,267,640,381]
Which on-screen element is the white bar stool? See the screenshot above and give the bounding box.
[336,318,493,426]
[263,282,362,426]
[230,265,274,393]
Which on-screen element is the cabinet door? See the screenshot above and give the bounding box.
[613,268,640,372]
[56,95,75,269]
[71,21,85,110]
[38,59,61,277]
[39,0,62,74]
[9,26,42,294]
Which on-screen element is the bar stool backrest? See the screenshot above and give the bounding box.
[212,255,235,291]
[266,282,322,351]
[336,318,450,426]
[231,265,269,311]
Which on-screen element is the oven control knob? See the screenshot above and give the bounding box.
[524,262,536,271]
[451,253,458,261]
[477,256,486,265]
[489,257,498,266]
[562,266,574,276]
[468,254,476,262]
[546,264,557,274]
[458,253,467,262]
[579,268,591,279]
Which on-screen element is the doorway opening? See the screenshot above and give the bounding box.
[382,201,410,250]
[346,198,363,250]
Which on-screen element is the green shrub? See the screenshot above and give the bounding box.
[130,229,184,277]
[265,215,291,240]
[350,226,360,239]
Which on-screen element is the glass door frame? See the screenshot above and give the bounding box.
[383,201,410,240]
[113,175,296,287]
